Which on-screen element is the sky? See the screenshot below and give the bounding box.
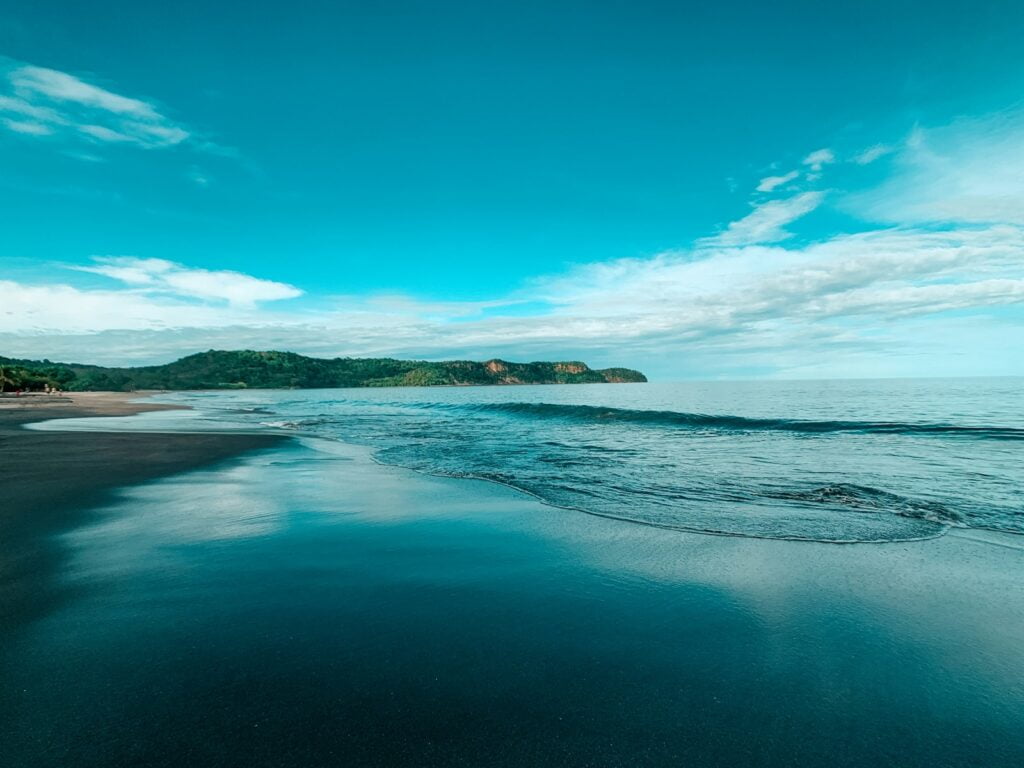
[1,0,1023,379]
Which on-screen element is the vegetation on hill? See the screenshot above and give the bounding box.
[0,350,647,392]
[0,362,74,392]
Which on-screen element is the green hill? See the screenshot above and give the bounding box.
[0,350,647,392]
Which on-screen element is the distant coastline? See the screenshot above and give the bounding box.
[0,349,647,392]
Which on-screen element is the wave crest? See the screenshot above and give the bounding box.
[456,402,1024,440]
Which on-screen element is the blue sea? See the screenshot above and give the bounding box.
[156,377,1023,544]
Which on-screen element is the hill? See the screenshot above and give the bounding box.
[0,350,647,392]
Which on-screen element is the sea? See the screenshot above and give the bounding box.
[151,377,1023,544]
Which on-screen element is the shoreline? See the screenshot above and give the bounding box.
[0,392,286,518]
[0,392,285,631]
[19,391,1013,549]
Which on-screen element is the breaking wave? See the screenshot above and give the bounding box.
[167,382,1023,543]
[446,402,1024,440]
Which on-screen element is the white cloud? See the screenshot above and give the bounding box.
[78,124,134,143]
[849,111,1024,226]
[74,257,303,306]
[0,58,191,150]
[0,280,246,334]
[362,294,522,318]
[2,117,52,135]
[0,93,63,121]
[702,191,824,246]
[853,144,892,164]
[5,221,1021,377]
[535,225,1024,321]
[802,148,835,171]
[186,166,211,186]
[756,170,799,193]
[813,278,1024,318]
[10,65,159,119]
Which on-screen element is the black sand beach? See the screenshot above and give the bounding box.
[0,393,282,631]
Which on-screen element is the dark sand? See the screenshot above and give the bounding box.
[0,392,283,629]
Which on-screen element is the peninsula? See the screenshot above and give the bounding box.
[0,350,647,392]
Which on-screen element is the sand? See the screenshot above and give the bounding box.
[0,392,284,628]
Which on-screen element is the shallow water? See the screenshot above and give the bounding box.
[123,377,1024,543]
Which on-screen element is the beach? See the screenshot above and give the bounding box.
[0,393,283,635]
[1,393,1023,767]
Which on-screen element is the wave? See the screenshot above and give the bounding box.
[372,456,953,543]
[216,392,1019,541]
[454,402,1024,440]
[763,483,962,525]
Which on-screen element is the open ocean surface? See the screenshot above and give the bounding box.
[149,377,1023,544]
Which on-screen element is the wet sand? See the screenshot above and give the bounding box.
[0,392,284,628]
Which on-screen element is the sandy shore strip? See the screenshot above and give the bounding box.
[0,392,285,630]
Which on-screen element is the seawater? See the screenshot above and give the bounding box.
[151,377,1024,543]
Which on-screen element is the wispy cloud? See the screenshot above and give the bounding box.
[534,226,1024,322]
[0,58,190,150]
[2,116,53,135]
[755,170,799,193]
[185,165,211,187]
[12,65,160,118]
[0,279,257,335]
[361,294,525,318]
[802,148,835,171]
[853,144,892,165]
[701,191,824,246]
[73,256,302,306]
[849,110,1024,226]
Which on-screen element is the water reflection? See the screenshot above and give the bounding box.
[4,431,1021,767]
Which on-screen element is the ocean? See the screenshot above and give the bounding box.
[153,377,1024,544]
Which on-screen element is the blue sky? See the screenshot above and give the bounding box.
[1,0,1023,378]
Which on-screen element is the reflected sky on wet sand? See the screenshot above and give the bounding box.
[2,436,1022,767]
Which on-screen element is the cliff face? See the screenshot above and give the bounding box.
[1,351,648,392]
[472,359,645,386]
